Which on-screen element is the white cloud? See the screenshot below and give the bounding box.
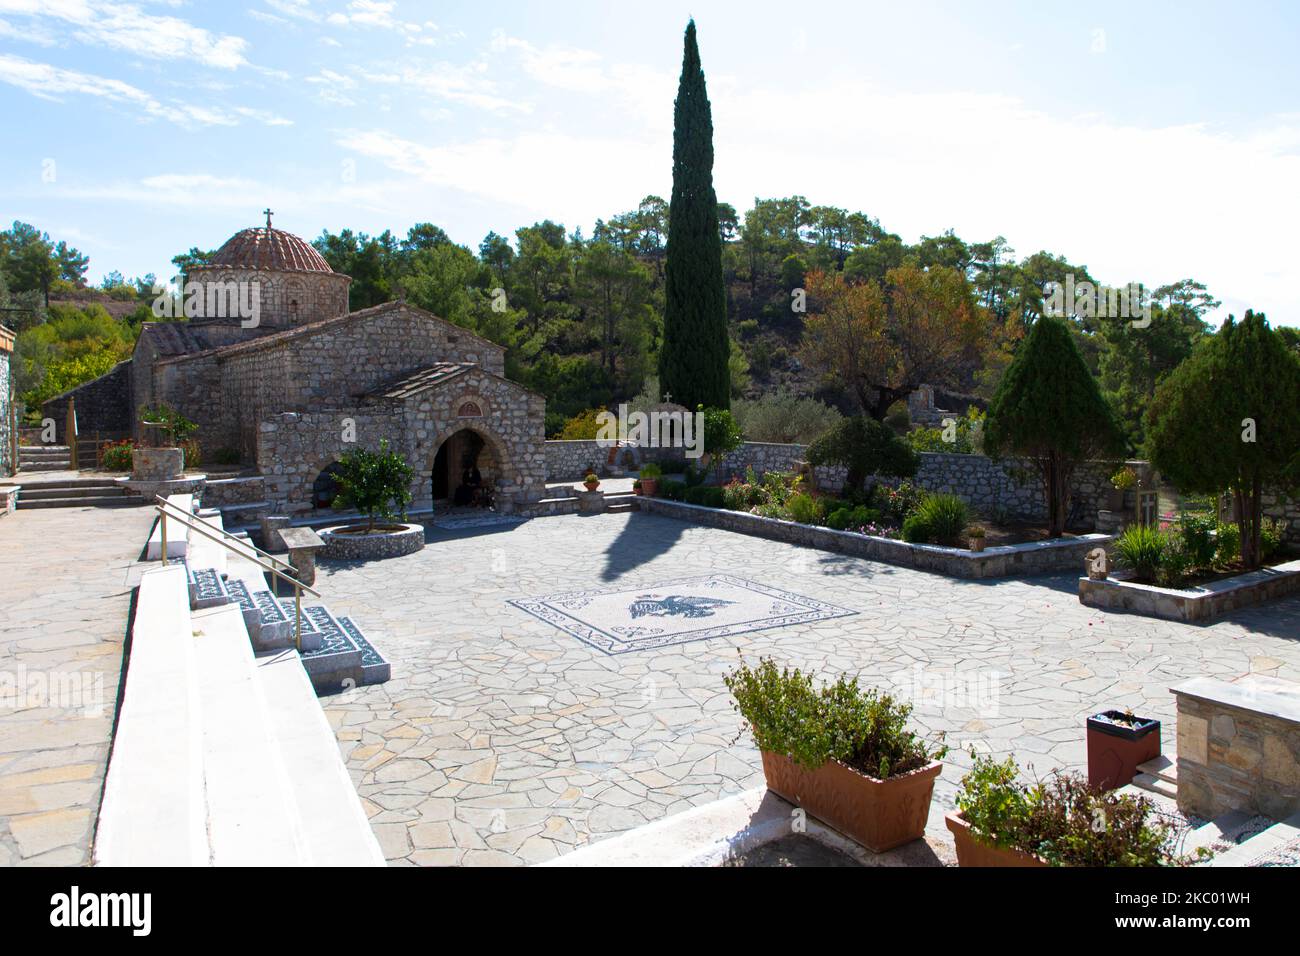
[0,52,290,127]
[355,60,523,114]
[0,0,251,69]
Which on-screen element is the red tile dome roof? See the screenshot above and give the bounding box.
[206,226,335,274]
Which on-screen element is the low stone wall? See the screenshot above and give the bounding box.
[637,496,1111,579]
[319,522,425,561]
[544,439,685,481]
[42,359,134,443]
[201,475,267,507]
[1079,560,1300,622]
[1173,676,1300,820]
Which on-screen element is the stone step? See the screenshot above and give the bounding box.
[607,503,638,514]
[16,464,73,473]
[252,649,385,865]
[1131,772,1178,800]
[94,565,208,866]
[188,566,233,610]
[1136,754,1177,784]
[19,445,70,452]
[336,615,391,684]
[225,578,294,649]
[299,605,364,691]
[17,494,141,509]
[190,603,312,866]
[19,484,125,500]
[276,598,323,652]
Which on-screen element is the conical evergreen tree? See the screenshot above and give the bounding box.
[659,19,729,409]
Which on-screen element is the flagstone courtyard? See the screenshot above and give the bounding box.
[313,510,1300,866]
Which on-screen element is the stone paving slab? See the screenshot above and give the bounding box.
[0,505,153,866]
[316,510,1300,866]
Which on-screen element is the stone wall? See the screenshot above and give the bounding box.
[544,439,688,481]
[638,497,1113,579]
[255,366,546,513]
[155,303,509,462]
[0,330,14,477]
[42,359,134,443]
[1173,676,1300,820]
[185,265,351,331]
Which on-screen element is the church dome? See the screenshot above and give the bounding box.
[207,225,335,274]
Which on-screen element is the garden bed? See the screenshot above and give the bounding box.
[1078,559,1300,622]
[638,496,1111,579]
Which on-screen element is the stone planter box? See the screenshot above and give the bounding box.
[637,497,1112,580]
[131,446,184,480]
[761,751,941,852]
[1078,560,1300,622]
[319,522,425,561]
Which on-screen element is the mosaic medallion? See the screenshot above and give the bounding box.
[510,573,856,654]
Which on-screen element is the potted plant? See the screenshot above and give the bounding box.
[1109,466,1138,511]
[725,657,946,852]
[583,468,600,491]
[632,478,643,496]
[967,524,987,552]
[1086,709,1161,791]
[639,461,662,498]
[946,753,1197,867]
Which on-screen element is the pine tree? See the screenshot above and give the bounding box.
[983,316,1125,536]
[659,19,729,409]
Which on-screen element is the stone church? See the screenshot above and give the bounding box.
[49,217,547,515]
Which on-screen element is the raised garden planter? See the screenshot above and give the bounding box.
[1078,560,1300,622]
[944,811,1048,867]
[640,496,1112,579]
[1086,711,1160,791]
[319,522,425,561]
[761,751,941,853]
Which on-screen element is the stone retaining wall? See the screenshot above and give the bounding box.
[41,359,134,445]
[1173,676,1300,820]
[637,496,1111,579]
[1079,560,1300,622]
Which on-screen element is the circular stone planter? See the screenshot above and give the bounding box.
[319,522,425,561]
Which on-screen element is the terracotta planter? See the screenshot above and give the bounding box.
[945,811,1049,867]
[584,478,600,492]
[760,751,941,852]
[1086,711,1160,791]
[640,477,659,497]
[969,538,985,552]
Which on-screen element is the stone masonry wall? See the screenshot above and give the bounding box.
[1173,677,1300,821]
[256,366,545,513]
[0,341,13,477]
[186,266,350,331]
[42,359,134,443]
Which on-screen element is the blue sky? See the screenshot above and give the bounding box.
[2,1,1298,325]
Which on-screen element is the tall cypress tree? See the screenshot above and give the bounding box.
[660,19,729,409]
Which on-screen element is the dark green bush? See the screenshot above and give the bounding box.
[684,485,725,508]
[725,657,946,780]
[786,492,820,524]
[660,479,688,501]
[901,512,932,543]
[1114,524,1165,581]
[908,494,969,545]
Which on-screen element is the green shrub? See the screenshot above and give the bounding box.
[1156,536,1193,588]
[684,485,725,508]
[639,461,663,479]
[808,416,918,494]
[659,479,687,501]
[1114,524,1165,581]
[825,507,853,531]
[1177,512,1217,568]
[732,390,843,444]
[786,492,820,524]
[956,754,1199,867]
[911,494,969,546]
[752,501,792,520]
[721,478,761,511]
[724,657,946,780]
[1261,518,1285,562]
[100,439,134,472]
[1214,521,1240,567]
[901,512,932,543]
[875,480,926,521]
[139,403,196,445]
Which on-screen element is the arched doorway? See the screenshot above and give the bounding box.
[430,428,497,504]
[312,462,344,510]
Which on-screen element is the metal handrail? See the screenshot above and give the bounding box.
[153,497,319,650]
[154,495,293,571]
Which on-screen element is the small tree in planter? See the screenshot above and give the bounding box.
[330,439,414,533]
[807,415,918,498]
[725,657,946,852]
[1146,311,1300,569]
[983,317,1125,537]
[699,405,742,478]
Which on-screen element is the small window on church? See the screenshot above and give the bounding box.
[289,299,299,320]
[457,401,482,418]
